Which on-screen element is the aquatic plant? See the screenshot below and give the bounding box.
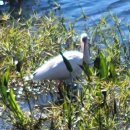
[0,69,31,128]
[0,13,129,130]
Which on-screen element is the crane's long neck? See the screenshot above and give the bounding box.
[83,41,90,65]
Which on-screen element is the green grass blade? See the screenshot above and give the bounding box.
[99,52,108,78]
[109,62,117,79]
[80,61,92,81]
[60,52,73,72]
[7,88,25,119]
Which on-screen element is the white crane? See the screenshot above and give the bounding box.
[33,33,92,81]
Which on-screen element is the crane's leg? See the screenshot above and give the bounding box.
[56,80,74,104]
[56,81,64,104]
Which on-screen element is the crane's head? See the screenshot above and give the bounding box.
[80,33,93,66]
[80,33,89,52]
[80,33,88,43]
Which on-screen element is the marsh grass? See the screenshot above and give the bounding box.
[0,13,129,130]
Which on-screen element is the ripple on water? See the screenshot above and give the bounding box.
[1,0,130,31]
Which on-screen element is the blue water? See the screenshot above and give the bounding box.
[21,0,130,31]
[1,0,130,31]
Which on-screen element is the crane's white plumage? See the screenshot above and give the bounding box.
[33,33,91,81]
[33,51,83,80]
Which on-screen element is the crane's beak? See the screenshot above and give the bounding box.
[82,37,88,43]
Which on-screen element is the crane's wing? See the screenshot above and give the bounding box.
[33,51,83,80]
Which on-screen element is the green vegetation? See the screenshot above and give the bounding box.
[0,69,30,128]
[0,13,129,130]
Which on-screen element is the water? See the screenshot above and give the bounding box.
[1,0,130,30]
[21,0,130,31]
